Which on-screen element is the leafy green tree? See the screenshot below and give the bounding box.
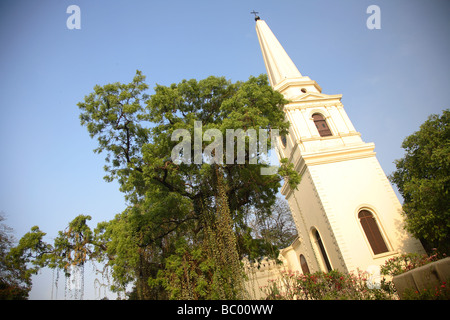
[93,209,169,299]
[249,197,297,250]
[76,71,300,299]
[0,214,31,299]
[50,215,94,271]
[78,71,300,298]
[10,71,300,300]
[389,109,450,254]
[5,215,100,299]
[4,223,50,299]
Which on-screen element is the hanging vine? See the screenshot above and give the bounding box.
[153,164,248,300]
[202,164,246,299]
[48,215,95,299]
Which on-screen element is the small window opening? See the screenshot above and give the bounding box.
[312,114,332,137]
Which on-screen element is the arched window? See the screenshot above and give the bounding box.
[300,254,310,274]
[358,210,389,255]
[313,229,332,272]
[280,134,287,148]
[312,114,332,137]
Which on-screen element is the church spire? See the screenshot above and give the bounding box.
[255,19,303,87]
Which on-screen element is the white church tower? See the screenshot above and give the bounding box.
[254,16,425,275]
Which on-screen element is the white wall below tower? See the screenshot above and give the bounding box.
[283,154,425,275]
[308,155,425,271]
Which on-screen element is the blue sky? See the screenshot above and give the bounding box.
[1,0,449,299]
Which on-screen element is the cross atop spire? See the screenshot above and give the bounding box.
[250,10,260,21]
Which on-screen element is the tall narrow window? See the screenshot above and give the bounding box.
[313,230,332,272]
[300,254,310,274]
[312,114,332,137]
[280,134,287,148]
[358,210,389,255]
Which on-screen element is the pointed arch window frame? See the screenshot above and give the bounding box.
[280,134,287,149]
[357,208,390,256]
[299,254,311,275]
[311,228,332,272]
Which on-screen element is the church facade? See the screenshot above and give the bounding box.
[246,17,425,296]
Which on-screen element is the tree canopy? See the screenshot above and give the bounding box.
[0,213,31,299]
[390,109,450,254]
[8,71,300,299]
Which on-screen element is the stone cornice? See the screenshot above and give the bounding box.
[274,77,323,93]
[284,94,343,111]
[301,142,376,166]
[281,143,376,196]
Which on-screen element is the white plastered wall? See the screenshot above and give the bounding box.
[287,155,425,274]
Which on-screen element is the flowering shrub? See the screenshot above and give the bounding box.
[262,269,396,300]
[380,249,446,277]
[380,250,449,300]
[402,282,450,300]
[262,250,448,300]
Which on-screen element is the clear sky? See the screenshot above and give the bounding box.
[1,0,449,299]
